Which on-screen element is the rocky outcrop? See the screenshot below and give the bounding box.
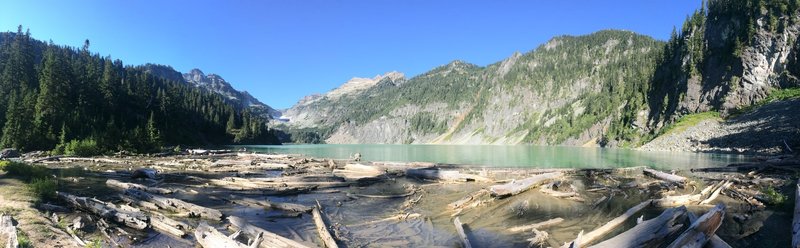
[183,69,279,117]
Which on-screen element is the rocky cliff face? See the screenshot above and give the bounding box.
[183,69,280,117]
[643,3,800,134]
[142,64,280,119]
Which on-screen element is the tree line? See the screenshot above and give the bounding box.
[0,26,279,154]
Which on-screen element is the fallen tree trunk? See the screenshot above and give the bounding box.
[507,217,564,233]
[106,179,173,194]
[56,192,148,230]
[225,195,312,213]
[489,172,562,197]
[195,222,259,248]
[227,216,311,248]
[332,163,386,181]
[454,217,472,248]
[666,204,726,248]
[643,168,686,184]
[571,200,653,246]
[123,189,222,220]
[700,181,733,205]
[150,213,190,237]
[1,214,19,248]
[312,207,339,248]
[448,190,488,210]
[406,169,490,182]
[590,206,687,248]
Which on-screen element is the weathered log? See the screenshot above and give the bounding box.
[1,214,19,248]
[38,203,70,212]
[590,206,686,248]
[106,179,173,194]
[453,217,472,248]
[150,213,190,237]
[225,195,312,213]
[406,169,490,182]
[572,200,653,246]
[332,163,385,181]
[642,168,686,184]
[540,182,579,198]
[666,204,726,248]
[686,212,731,248]
[507,217,564,233]
[56,192,148,230]
[654,194,703,207]
[124,189,222,220]
[527,228,549,247]
[489,172,562,197]
[212,177,351,190]
[448,190,488,210]
[700,181,733,205]
[195,222,259,248]
[311,207,339,248]
[793,179,800,248]
[227,216,311,248]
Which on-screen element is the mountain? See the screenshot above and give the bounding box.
[281,0,800,148]
[281,30,663,145]
[182,69,281,118]
[141,65,280,119]
[0,28,280,153]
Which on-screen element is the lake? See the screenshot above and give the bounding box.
[233,144,750,169]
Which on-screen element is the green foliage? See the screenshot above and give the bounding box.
[409,112,448,134]
[761,186,787,206]
[0,160,8,171]
[0,161,50,182]
[0,28,279,152]
[17,230,32,248]
[29,178,56,201]
[660,111,721,135]
[64,138,101,157]
[84,239,103,248]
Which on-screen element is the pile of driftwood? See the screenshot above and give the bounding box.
[16,152,800,247]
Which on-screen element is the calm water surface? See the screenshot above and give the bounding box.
[234,144,750,169]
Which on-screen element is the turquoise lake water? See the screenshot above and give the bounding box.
[233,144,750,169]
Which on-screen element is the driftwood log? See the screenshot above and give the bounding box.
[150,212,190,237]
[406,168,490,182]
[195,222,260,248]
[312,207,338,248]
[666,204,726,248]
[590,206,687,248]
[1,214,19,248]
[123,189,222,220]
[643,168,686,184]
[489,172,562,197]
[453,217,472,248]
[227,216,311,248]
[56,192,148,230]
[507,217,564,233]
[571,200,653,246]
[448,190,488,210]
[106,179,173,194]
[332,163,385,181]
[225,195,313,213]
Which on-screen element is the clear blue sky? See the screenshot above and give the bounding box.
[1,1,701,109]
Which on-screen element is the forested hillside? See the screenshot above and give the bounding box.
[282,30,663,145]
[282,0,800,147]
[0,27,279,154]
